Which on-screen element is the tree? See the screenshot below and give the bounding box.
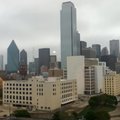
[84,110,96,120]
[13,109,30,118]
[96,111,110,120]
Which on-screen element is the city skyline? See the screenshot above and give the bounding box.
[1,0,120,64]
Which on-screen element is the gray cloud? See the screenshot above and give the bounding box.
[1,0,120,65]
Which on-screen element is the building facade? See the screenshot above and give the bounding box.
[0,55,3,71]
[19,49,27,76]
[82,47,96,58]
[80,41,87,55]
[3,77,77,111]
[105,72,120,96]
[101,47,108,56]
[7,40,19,73]
[67,56,85,95]
[110,40,119,57]
[61,2,80,69]
[92,44,101,58]
[39,48,50,74]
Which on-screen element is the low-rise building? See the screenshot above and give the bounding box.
[105,72,120,96]
[3,76,77,111]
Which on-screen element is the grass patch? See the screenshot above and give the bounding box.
[79,105,116,116]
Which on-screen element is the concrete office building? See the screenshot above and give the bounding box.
[82,47,96,58]
[84,65,104,95]
[67,56,85,95]
[84,66,95,95]
[3,77,77,111]
[0,55,3,71]
[7,40,19,73]
[39,48,50,73]
[94,65,104,93]
[110,40,119,57]
[105,72,120,96]
[85,58,99,66]
[50,55,57,69]
[101,47,108,56]
[92,44,101,58]
[48,69,63,77]
[61,2,80,69]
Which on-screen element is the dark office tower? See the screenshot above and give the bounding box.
[7,40,19,73]
[20,49,27,65]
[34,58,39,75]
[110,40,119,57]
[82,47,96,58]
[100,55,117,71]
[80,41,87,55]
[92,44,101,58]
[39,48,50,73]
[61,2,80,69]
[19,49,27,76]
[101,47,108,56]
[50,55,57,69]
[115,62,120,74]
[29,62,35,74]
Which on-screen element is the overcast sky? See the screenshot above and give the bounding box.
[1,0,120,64]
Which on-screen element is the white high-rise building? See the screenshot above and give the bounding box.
[0,55,3,70]
[67,56,85,95]
[61,2,80,69]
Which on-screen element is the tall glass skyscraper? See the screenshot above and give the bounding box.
[60,2,80,69]
[7,40,19,73]
[92,44,101,58]
[20,49,27,76]
[39,48,50,73]
[110,40,119,57]
[20,49,27,65]
[0,55,3,70]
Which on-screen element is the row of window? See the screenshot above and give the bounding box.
[61,86,72,89]
[37,106,51,110]
[4,95,32,100]
[4,91,32,95]
[62,98,73,102]
[4,100,32,104]
[61,89,72,93]
[61,82,72,86]
[4,83,32,87]
[4,87,32,91]
[62,93,72,98]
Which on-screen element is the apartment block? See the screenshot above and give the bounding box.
[3,76,77,111]
[105,72,120,96]
[84,66,95,95]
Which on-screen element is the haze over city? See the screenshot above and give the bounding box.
[1,0,120,64]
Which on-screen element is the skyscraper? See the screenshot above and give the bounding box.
[20,49,27,65]
[60,1,80,69]
[0,55,3,71]
[110,40,119,57]
[80,41,87,55]
[7,40,19,73]
[34,58,39,75]
[39,48,50,73]
[101,47,108,56]
[82,47,96,58]
[92,44,101,58]
[19,49,27,76]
